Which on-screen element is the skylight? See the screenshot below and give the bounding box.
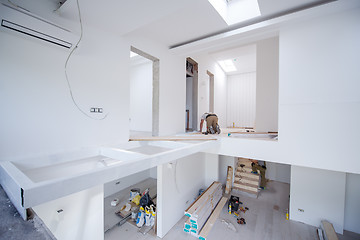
[218,59,237,73]
[130,51,138,58]
[208,0,261,25]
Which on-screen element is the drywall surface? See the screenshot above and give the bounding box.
[227,72,256,128]
[33,185,104,240]
[0,23,129,161]
[192,54,227,130]
[290,165,346,234]
[266,162,291,184]
[124,34,187,136]
[186,76,194,129]
[279,7,360,173]
[344,173,360,234]
[219,155,236,185]
[104,169,152,198]
[256,37,279,132]
[129,59,153,132]
[204,153,219,187]
[157,153,206,238]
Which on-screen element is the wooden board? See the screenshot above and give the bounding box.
[198,197,228,240]
[129,136,217,141]
[225,166,233,194]
[321,220,338,240]
[190,185,222,230]
[185,182,221,217]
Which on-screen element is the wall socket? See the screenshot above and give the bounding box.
[90,107,103,113]
[298,208,304,212]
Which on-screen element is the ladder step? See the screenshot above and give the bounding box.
[233,182,258,192]
[233,186,258,195]
[235,171,259,180]
[234,181,258,189]
[234,177,259,185]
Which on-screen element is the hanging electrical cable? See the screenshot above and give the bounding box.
[64,0,108,120]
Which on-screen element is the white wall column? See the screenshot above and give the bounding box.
[33,185,104,240]
[290,165,346,234]
[255,36,279,132]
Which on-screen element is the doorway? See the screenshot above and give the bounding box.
[129,46,159,137]
[185,58,198,132]
[207,70,214,113]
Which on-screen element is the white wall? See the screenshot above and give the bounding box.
[218,155,236,185]
[129,59,153,132]
[256,37,279,132]
[186,76,194,129]
[266,162,290,184]
[124,34,186,136]
[290,165,346,234]
[344,173,360,234]
[104,168,155,198]
[192,54,227,130]
[204,153,219,187]
[157,153,206,238]
[0,25,129,161]
[279,7,360,173]
[227,73,256,128]
[33,185,103,240]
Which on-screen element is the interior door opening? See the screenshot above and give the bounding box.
[129,46,159,137]
[185,57,198,132]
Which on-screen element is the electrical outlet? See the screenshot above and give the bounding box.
[298,208,304,212]
[90,107,103,113]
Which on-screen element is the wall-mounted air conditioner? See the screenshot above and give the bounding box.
[0,3,77,49]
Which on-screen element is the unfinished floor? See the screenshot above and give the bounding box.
[0,185,53,240]
[105,181,359,240]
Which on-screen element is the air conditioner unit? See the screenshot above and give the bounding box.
[0,3,77,49]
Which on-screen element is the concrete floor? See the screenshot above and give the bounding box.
[0,185,53,240]
[105,181,360,240]
[1,180,359,240]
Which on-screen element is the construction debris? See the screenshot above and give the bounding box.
[237,217,246,225]
[221,219,236,232]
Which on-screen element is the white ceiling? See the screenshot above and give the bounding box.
[210,44,256,75]
[12,0,333,48]
[123,0,332,47]
[10,0,333,64]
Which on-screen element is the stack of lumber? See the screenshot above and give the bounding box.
[183,182,226,239]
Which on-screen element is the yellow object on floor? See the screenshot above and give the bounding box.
[132,195,141,205]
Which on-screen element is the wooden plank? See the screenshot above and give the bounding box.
[225,166,233,194]
[321,220,338,240]
[191,186,222,230]
[129,136,217,141]
[228,132,277,135]
[185,182,221,217]
[233,182,258,191]
[234,176,259,185]
[198,197,228,240]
